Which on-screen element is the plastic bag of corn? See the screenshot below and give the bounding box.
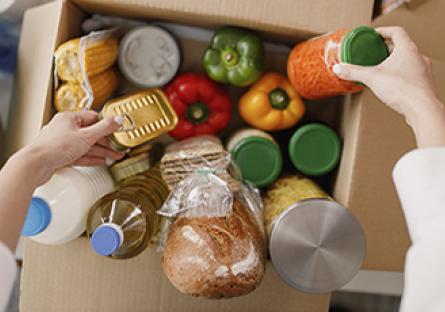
[53,28,120,112]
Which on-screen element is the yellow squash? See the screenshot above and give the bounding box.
[238,72,305,131]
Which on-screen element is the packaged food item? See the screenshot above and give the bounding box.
[21,166,114,245]
[264,175,365,293]
[203,27,264,87]
[226,128,282,188]
[118,25,180,88]
[101,89,178,151]
[288,123,341,176]
[53,30,120,111]
[164,73,232,140]
[54,67,119,112]
[238,72,305,131]
[109,143,162,182]
[287,26,389,100]
[55,36,118,82]
[158,151,266,298]
[160,135,239,190]
[87,165,169,259]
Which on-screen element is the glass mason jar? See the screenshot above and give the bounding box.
[287,26,388,100]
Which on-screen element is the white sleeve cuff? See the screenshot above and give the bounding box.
[393,147,445,243]
[0,241,16,312]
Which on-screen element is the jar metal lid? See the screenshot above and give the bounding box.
[231,136,282,188]
[341,26,389,66]
[269,198,366,293]
[288,123,341,176]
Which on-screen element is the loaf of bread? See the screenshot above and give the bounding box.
[162,199,266,298]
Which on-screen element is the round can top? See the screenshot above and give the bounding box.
[231,136,282,188]
[110,152,153,182]
[22,197,52,237]
[341,26,389,66]
[118,25,180,88]
[91,224,124,256]
[269,198,366,294]
[288,123,341,176]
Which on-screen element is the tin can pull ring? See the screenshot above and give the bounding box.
[115,113,136,133]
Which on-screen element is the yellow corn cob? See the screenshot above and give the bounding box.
[55,36,118,82]
[54,68,119,112]
[54,83,86,112]
[89,67,120,111]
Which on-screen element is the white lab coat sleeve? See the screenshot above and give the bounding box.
[0,241,16,312]
[393,147,445,312]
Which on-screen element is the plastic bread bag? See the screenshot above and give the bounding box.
[157,146,266,299]
[160,135,241,191]
[53,28,120,112]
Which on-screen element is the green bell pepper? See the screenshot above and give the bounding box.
[203,27,264,87]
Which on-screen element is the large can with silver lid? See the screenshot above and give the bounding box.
[264,175,365,293]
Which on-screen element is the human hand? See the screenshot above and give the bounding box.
[22,111,125,184]
[333,26,445,148]
[333,27,442,127]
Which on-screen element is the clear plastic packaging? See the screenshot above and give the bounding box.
[158,144,266,299]
[53,29,119,111]
[160,135,241,191]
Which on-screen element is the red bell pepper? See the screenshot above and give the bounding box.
[164,73,232,140]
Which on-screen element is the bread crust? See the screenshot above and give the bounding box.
[162,199,266,298]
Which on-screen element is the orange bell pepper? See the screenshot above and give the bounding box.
[238,72,305,131]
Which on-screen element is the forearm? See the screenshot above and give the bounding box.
[407,97,445,148]
[0,145,52,252]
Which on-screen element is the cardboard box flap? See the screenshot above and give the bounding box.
[373,0,445,62]
[3,0,85,160]
[72,0,374,38]
[335,59,445,271]
[21,238,331,312]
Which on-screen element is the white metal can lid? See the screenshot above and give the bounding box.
[118,25,180,88]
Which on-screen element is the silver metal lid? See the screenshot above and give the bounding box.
[269,198,366,293]
[118,25,180,88]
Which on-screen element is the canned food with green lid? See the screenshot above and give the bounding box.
[227,128,282,188]
[288,123,341,176]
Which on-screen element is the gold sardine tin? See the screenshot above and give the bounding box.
[102,89,178,149]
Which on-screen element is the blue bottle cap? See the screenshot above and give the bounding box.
[91,225,123,256]
[22,197,52,237]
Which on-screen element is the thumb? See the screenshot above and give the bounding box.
[332,63,375,84]
[82,115,124,143]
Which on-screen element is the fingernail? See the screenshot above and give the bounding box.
[333,64,342,75]
[105,158,116,166]
[114,115,124,125]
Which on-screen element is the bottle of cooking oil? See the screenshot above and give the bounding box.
[87,165,169,259]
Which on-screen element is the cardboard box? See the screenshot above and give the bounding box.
[335,60,445,272]
[331,0,445,272]
[374,0,445,62]
[7,0,378,311]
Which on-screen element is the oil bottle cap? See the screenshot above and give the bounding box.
[231,136,282,188]
[288,123,341,176]
[341,26,389,66]
[22,197,52,237]
[91,224,124,256]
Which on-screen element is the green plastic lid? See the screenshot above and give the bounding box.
[341,26,389,66]
[288,123,341,176]
[231,136,282,188]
